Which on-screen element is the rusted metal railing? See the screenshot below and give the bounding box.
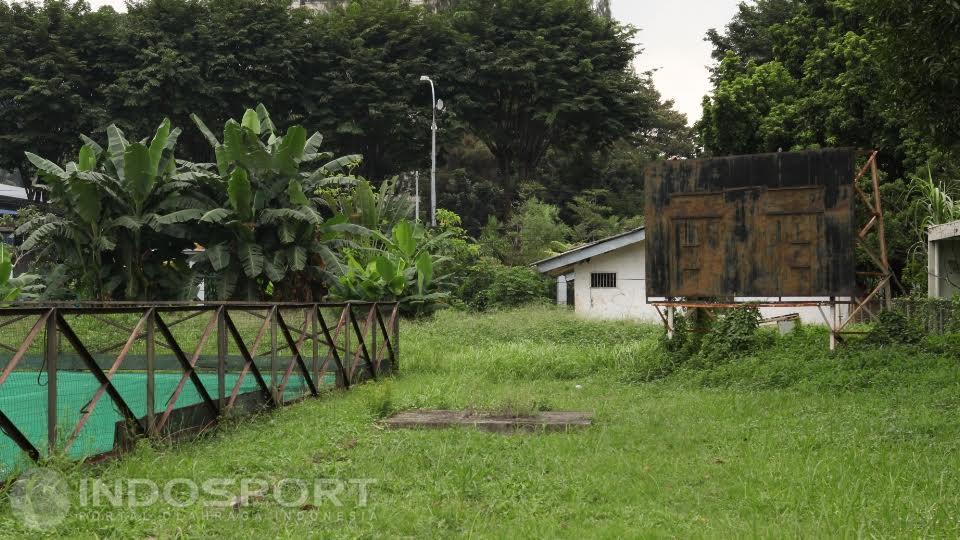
[0,302,399,467]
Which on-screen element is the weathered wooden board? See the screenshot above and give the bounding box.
[382,410,592,433]
[644,149,857,298]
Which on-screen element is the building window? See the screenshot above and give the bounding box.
[591,272,617,288]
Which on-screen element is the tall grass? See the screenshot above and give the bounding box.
[3,306,960,538]
[907,166,960,242]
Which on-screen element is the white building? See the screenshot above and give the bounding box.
[533,227,848,325]
[928,219,960,299]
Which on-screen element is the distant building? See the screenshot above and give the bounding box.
[0,185,32,248]
[533,227,848,325]
[928,220,960,299]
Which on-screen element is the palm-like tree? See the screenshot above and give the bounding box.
[173,105,367,300]
[20,120,195,300]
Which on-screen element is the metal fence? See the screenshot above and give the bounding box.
[891,298,959,335]
[0,302,398,475]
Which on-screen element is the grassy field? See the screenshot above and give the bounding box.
[2,306,960,538]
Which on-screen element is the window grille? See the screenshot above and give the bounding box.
[590,272,617,288]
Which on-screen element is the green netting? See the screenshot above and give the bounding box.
[0,370,335,472]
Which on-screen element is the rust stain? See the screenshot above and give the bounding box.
[644,149,856,298]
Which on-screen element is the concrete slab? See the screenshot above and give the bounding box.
[382,409,592,433]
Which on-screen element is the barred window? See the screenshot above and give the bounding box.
[590,272,617,288]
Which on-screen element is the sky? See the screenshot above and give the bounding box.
[83,0,742,125]
[611,0,742,124]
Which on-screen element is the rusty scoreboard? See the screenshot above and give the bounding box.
[644,148,857,299]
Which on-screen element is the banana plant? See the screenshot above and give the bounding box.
[331,219,450,304]
[327,177,415,234]
[20,119,195,300]
[0,244,42,303]
[0,243,19,302]
[177,104,367,300]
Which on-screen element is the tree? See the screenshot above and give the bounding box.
[446,0,655,199]
[304,0,455,180]
[19,119,195,300]
[106,0,316,164]
[697,0,913,172]
[698,54,798,155]
[860,0,960,151]
[177,105,365,301]
[592,0,610,18]
[705,0,800,65]
[0,0,121,199]
[481,197,570,265]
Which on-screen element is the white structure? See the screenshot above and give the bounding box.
[928,219,960,299]
[534,227,847,325]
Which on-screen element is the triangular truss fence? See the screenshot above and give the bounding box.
[0,302,399,470]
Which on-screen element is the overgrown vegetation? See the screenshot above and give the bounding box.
[5,306,960,537]
[14,105,484,306]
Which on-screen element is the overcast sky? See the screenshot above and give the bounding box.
[612,0,741,124]
[84,0,741,125]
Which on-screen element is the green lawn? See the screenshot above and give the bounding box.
[2,306,960,538]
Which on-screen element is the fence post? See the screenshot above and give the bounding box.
[829,299,837,351]
[371,304,378,377]
[217,306,227,410]
[392,303,400,373]
[146,308,156,436]
[270,310,278,404]
[312,305,320,390]
[342,304,351,388]
[45,308,58,456]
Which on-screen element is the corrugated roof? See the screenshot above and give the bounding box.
[532,227,645,275]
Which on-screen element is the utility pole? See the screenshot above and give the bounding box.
[419,76,439,227]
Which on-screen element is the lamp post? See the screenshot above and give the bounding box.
[414,170,420,224]
[419,75,438,227]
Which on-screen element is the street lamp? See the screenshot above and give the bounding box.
[419,75,439,227]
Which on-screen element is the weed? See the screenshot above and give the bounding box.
[363,381,395,419]
[692,306,761,367]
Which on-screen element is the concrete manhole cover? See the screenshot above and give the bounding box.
[382,409,592,433]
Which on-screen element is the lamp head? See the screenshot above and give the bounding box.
[419,75,430,82]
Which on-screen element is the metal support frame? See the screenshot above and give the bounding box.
[348,304,377,382]
[0,302,399,465]
[275,309,319,399]
[649,150,893,350]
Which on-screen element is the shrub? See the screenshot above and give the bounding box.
[866,310,924,345]
[452,257,500,310]
[483,265,551,309]
[923,332,960,356]
[694,306,762,367]
[660,307,713,361]
[454,259,551,311]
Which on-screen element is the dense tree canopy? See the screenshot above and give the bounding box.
[699,0,960,293]
[0,0,677,240]
[447,0,653,196]
[0,0,120,198]
[861,0,960,151]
